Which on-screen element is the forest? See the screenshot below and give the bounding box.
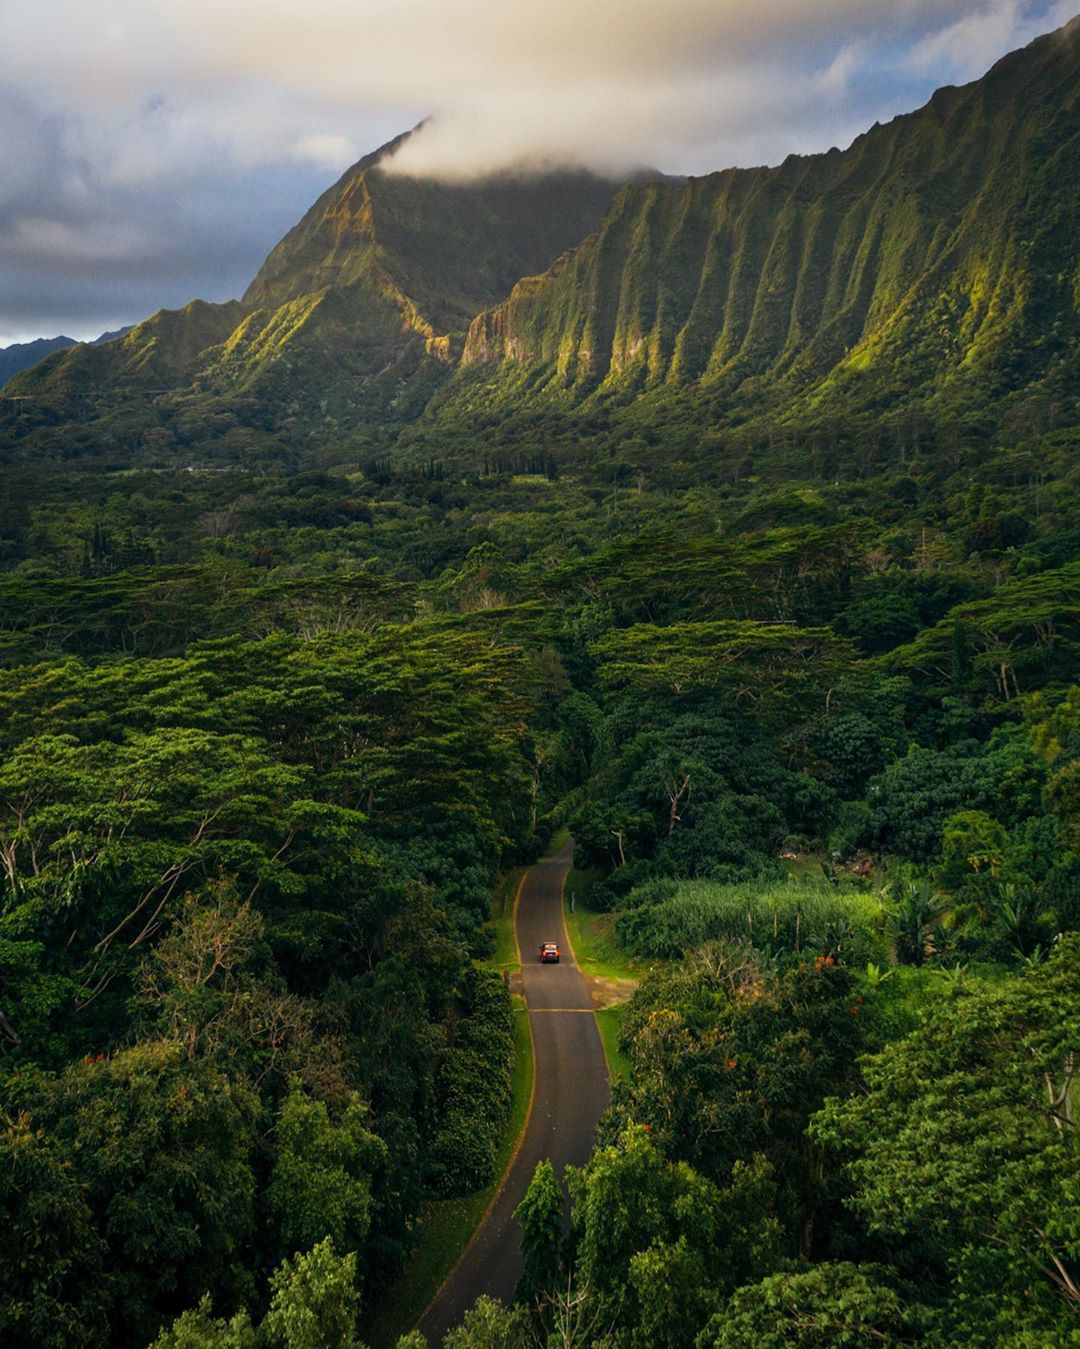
[3,17,1080,1345]
[1,378,1079,1348]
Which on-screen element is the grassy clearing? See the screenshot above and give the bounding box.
[616,876,887,965]
[595,1003,632,1084]
[564,866,645,984]
[365,994,534,1348]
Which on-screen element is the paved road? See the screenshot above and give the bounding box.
[417,839,610,1345]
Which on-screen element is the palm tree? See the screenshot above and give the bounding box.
[887,881,945,966]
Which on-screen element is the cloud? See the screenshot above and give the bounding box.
[0,0,1071,339]
[907,0,1077,79]
[293,134,357,169]
[1,0,1069,178]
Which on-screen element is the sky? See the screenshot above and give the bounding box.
[0,0,1075,346]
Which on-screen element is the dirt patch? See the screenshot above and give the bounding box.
[584,974,638,1010]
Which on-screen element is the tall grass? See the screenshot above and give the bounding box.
[615,877,887,965]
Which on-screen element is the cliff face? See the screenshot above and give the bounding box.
[459,18,1080,420]
[7,136,623,442]
[245,135,624,336]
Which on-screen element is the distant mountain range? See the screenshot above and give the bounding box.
[0,328,134,388]
[4,15,1078,466]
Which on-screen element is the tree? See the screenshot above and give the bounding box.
[440,1296,529,1349]
[591,622,858,734]
[884,880,945,967]
[266,1082,385,1266]
[148,1297,256,1349]
[0,1107,107,1349]
[151,1242,360,1349]
[609,947,863,1251]
[261,1240,360,1349]
[41,1039,259,1345]
[514,1160,565,1305]
[697,1263,919,1347]
[567,1124,779,1346]
[811,938,1080,1341]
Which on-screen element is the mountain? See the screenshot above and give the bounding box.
[4,17,1079,466]
[0,336,78,387]
[92,326,136,345]
[0,327,137,391]
[447,16,1080,438]
[2,133,623,459]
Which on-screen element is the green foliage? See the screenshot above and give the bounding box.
[697,1263,918,1347]
[614,878,885,965]
[514,1160,565,1305]
[42,1039,260,1344]
[867,731,1046,861]
[427,968,515,1197]
[266,1083,385,1266]
[261,1240,360,1349]
[0,1106,107,1348]
[568,1124,780,1347]
[440,1296,530,1349]
[811,938,1080,1341]
[608,945,865,1252]
[883,880,945,967]
[150,1242,361,1349]
[591,623,858,732]
[149,1296,257,1349]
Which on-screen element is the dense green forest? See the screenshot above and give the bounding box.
[4,15,1080,1349]
[3,402,1080,1346]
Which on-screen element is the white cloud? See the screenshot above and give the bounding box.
[292,133,356,170]
[817,42,870,99]
[908,0,1077,80]
[1,217,156,267]
[0,1,1070,180]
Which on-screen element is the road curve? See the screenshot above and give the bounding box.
[417,838,610,1345]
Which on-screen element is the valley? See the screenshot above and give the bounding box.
[2,14,1080,1349]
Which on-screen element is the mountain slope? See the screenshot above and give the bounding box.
[0,336,77,387]
[452,18,1080,432]
[3,136,623,458]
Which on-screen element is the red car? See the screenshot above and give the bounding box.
[539,942,560,963]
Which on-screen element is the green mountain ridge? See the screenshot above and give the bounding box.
[451,17,1080,430]
[0,327,137,387]
[0,336,78,386]
[3,135,623,460]
[4,16,1079,465]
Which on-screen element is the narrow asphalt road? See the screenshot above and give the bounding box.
[417,839,610,1345]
